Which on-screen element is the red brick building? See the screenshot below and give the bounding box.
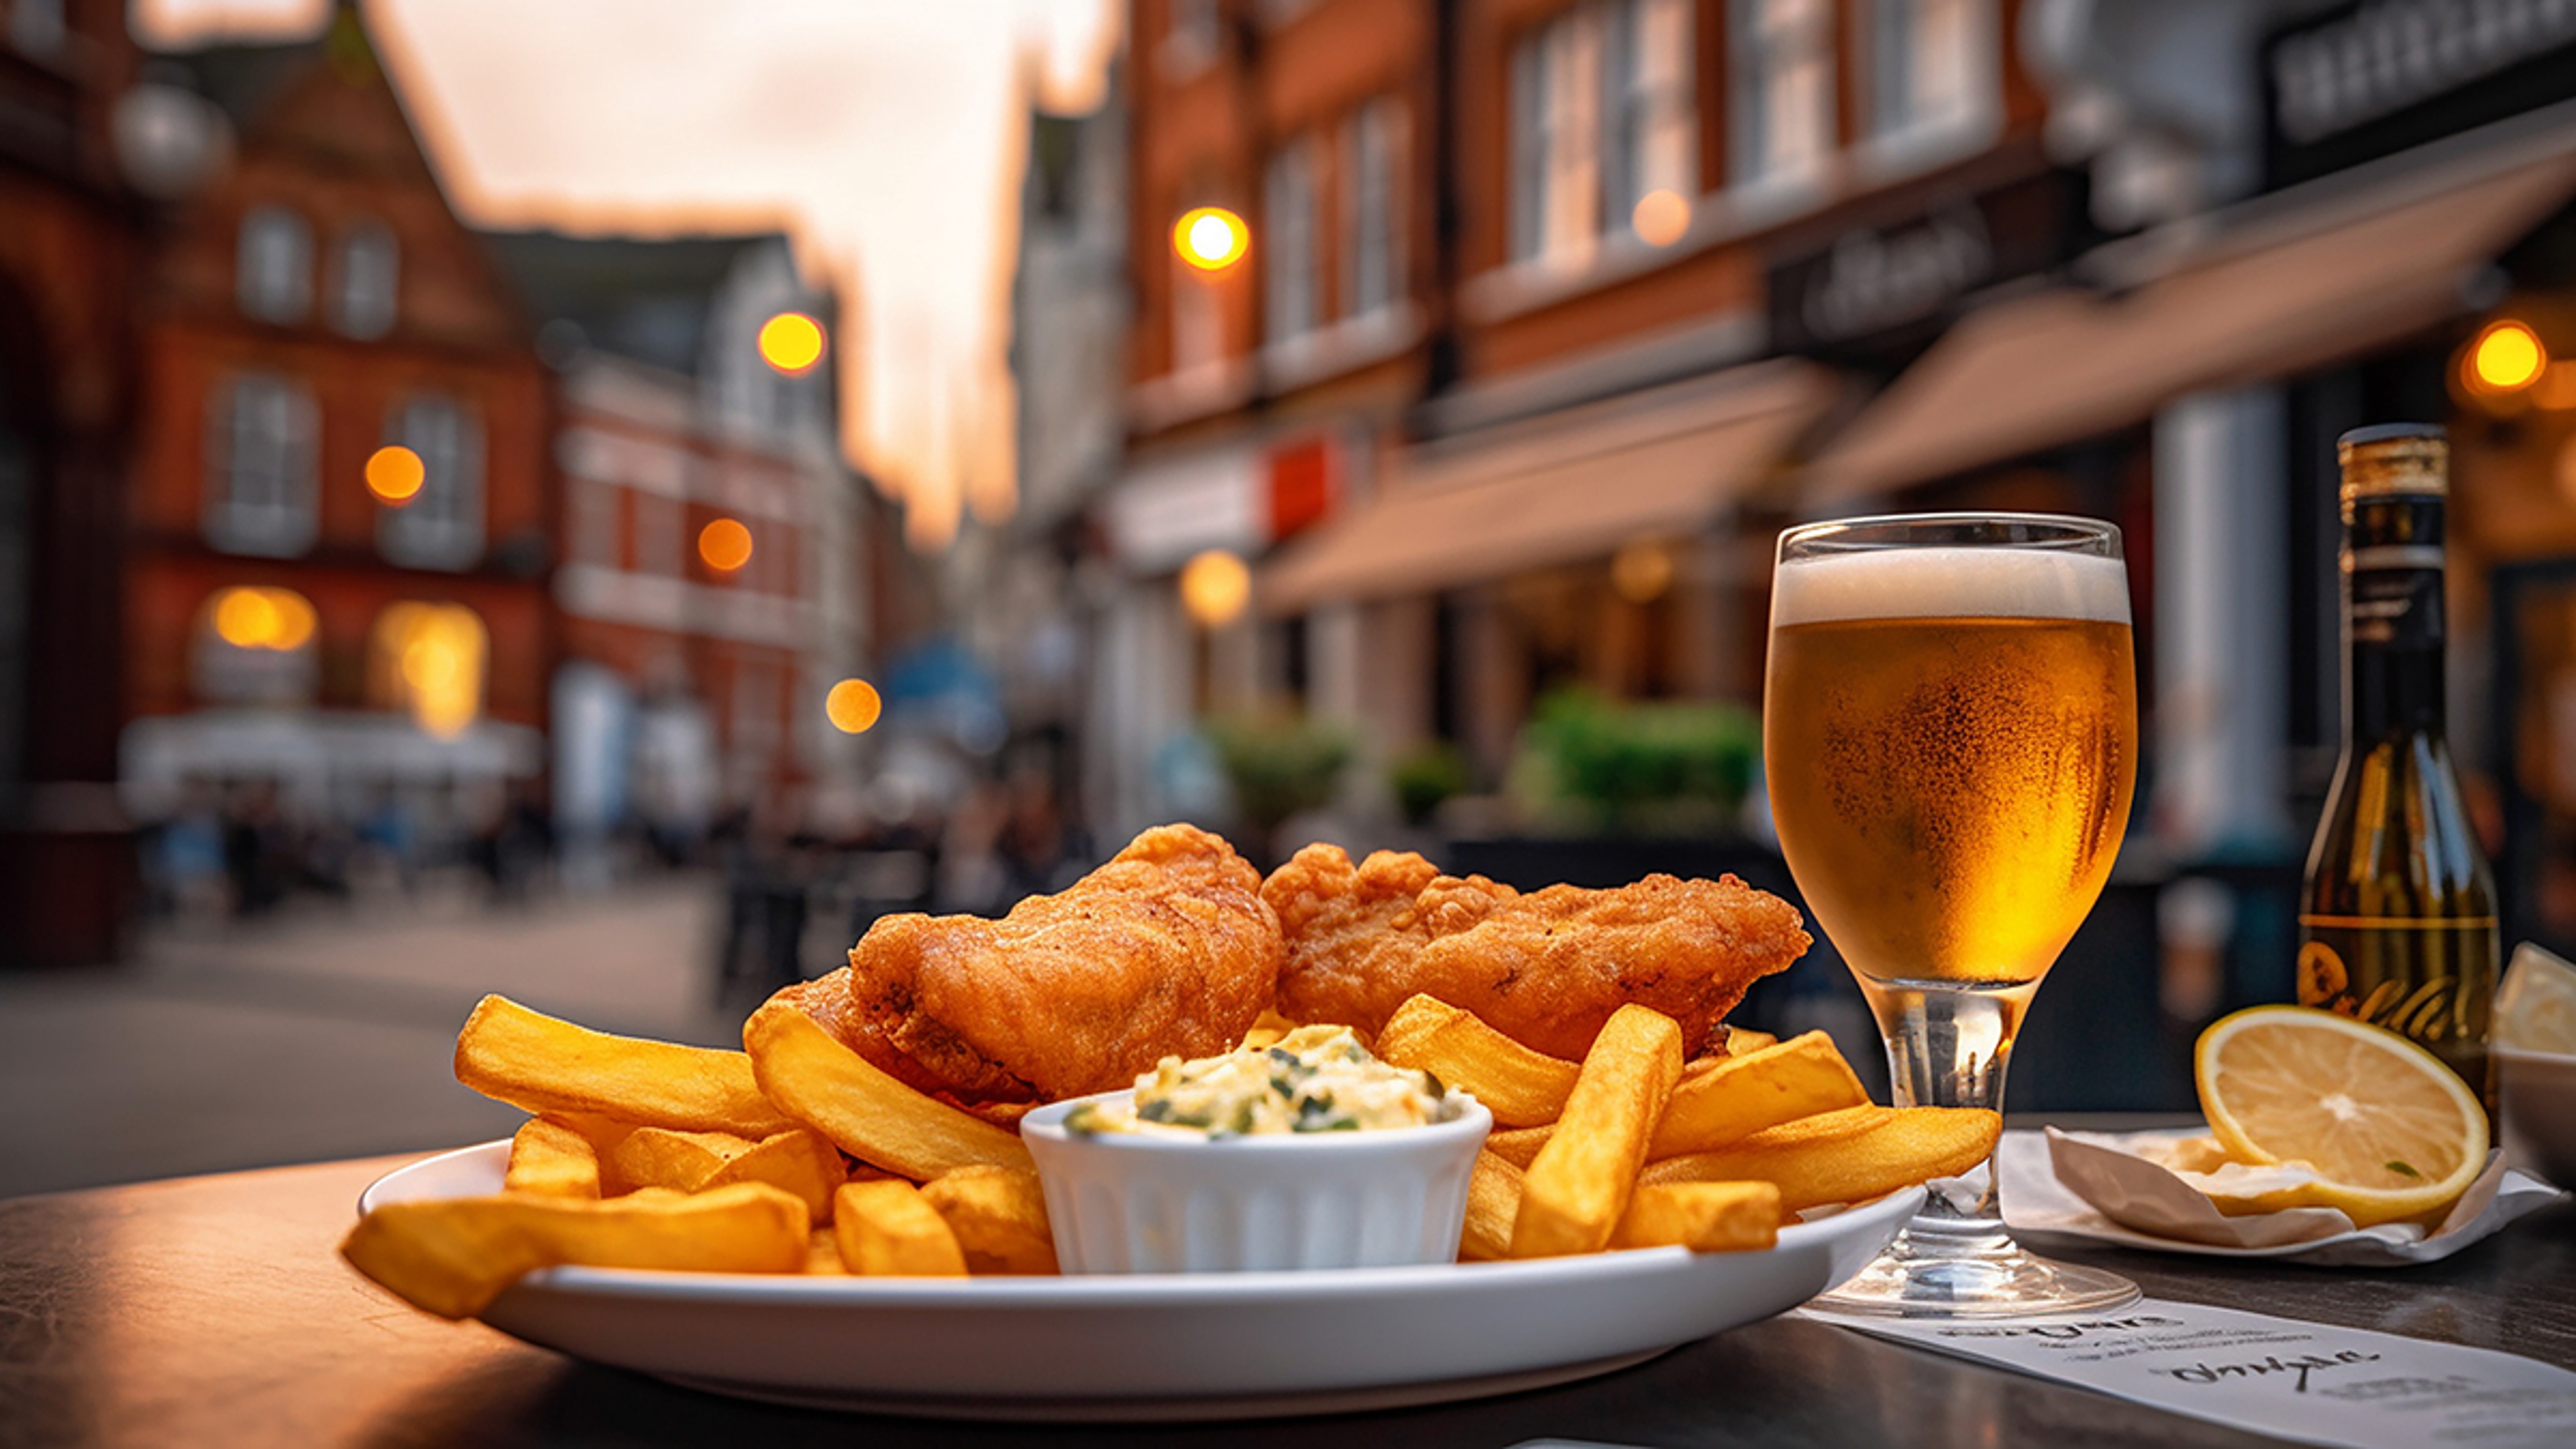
[0,0,143,963]
[1090,0,2080,826]
[119,7,552,814]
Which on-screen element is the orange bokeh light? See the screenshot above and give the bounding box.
[366,445,425,504]
[825,678,883,735]
[2469,319,2547,392]
[1631,189,1690,248]
[1173,207,1248,271]
[209,586,316,651]
[1179,549,1250,627]
[757,312,826,375]
[698,517,754,572]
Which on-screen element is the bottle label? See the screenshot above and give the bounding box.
[2344,563,2442,649]
[2296,917,2496,1085]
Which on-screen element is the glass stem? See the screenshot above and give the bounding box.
[1856,979,2035,1240]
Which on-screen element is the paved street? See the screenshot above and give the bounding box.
[0,875,773,1200]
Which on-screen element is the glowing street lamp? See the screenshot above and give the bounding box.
[758,311,826,376]
[366,445,425,505]
[1173,207,1249,272]
[825,678,883,735]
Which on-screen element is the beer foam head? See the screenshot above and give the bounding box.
[1771,547,2130,626]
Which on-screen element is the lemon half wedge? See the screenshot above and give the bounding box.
[2194,1006,2488,1228]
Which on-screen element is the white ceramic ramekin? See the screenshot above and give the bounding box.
[1020,1091,1492,1273]
[2499,1045,2576,1189]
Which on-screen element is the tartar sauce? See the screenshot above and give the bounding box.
[1064,1025,1465,1137]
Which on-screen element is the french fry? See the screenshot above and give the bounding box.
[1458,1150,1525,1262]
[1238,1008,1301,1052]
[804,1228,851,1275]
[1484,1124,1553,1169]
[1611,1182,1782,1253]
[454,996,796,1138]
[339,1182,809,1319]
[1508,1004,1683,1258]
[921,1165,1059,1275]
[611,1125,845,1224]
[503,1116,602,1199]
[743,1002,1034,1179]
[1641,1106,1999,1212]
[1725,1026,1780,1055]
[1375,994,1581,1128]
[1647,1031,1870,1159]
[835,1179,969,1277]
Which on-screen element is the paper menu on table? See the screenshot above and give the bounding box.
[1809,1298,2576,1449]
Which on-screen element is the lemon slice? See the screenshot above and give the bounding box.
[2497,944,2576,1055]
[2194,1006,2488,1228]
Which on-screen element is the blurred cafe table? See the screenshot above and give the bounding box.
[4,1127,2572,1449]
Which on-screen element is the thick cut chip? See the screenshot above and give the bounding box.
[1611,1182,1781,1253]
[804,1228,851,1275]
[1642,1106,1998,1212]
[1508,1004,1683,1258]
[720,1129,845,1224]
[610,1125,845,1224]
[745,1001,1033,1180]
[1647,1031,1869,1159]
[920,1165,1059,1275]
[835,1179,970,1277]
[340,1182,808,1319]
[610,1127,758,1195]
[1725,1026,1779,1055]
[1375,994,1581,1128]
[1484,1124,1553,1169]
[455,996,796,1138]
[504,1116,602,1199]
[1458,1150,1525,1262]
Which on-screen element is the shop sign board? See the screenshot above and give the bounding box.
[2265,0,2576,189]
[1765,170,2084,361]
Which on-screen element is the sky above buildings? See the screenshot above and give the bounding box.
[135,0,1125,549]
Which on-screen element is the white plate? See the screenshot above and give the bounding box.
[360,1142,1921,1421]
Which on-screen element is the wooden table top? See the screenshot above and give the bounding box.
[2,1149,2571,1449]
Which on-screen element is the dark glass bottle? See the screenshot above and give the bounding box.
[2298,423,2498,1114]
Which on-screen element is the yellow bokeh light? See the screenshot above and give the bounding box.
[2470,319,2547,392]
[209,586,316,651]
[373,602,485,738]
[758,312,826,375]
[1179,549,1251,628]
[825,678,883,735]
[1631,189,1690,248]
[366,445,425,504]
[699,517,754,573]
[1173,207,1248,271]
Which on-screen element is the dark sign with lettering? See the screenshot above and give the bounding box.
[1765,169,2085,362]
[2264,0,2576,189]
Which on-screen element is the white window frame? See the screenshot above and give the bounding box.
[377,394,485,572]
[328,219,400,339]
[1509,9,1607,268]
[1857,0,2000,178]
[1603,0,1698,229]
[1339,97,1407,321]
[1264,137,1323,343]
[237,205,313,325]
[203,374,319,557]
[1729,0,1837,195]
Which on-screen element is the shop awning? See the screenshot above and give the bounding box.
[1259,359,1835,612]
[1803,140,2576,502]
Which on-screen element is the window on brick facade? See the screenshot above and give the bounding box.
[329,220,400,339]
[237,205,314,324]
[1339,97,1407,319]
[1264,137,1322,341]
[378,395,484,571]
[570,476,619,568]
[1509,8,1603,264]
[204,374,319,557]
[1868,0,1980,139]
[1605,0,1697,224]
[1731,0,1835,186]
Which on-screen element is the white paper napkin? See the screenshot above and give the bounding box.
[1996,1127,2565,1265]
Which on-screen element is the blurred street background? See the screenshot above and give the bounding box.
[12,0,2576,1192]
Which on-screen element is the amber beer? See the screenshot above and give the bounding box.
[1765,549,2137,988]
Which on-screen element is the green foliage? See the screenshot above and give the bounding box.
[1518,689,1760,833]
[1389,743,1470,826]
[1203,713,1354,833]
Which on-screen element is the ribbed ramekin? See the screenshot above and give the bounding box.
[1020,1091,1492,1273]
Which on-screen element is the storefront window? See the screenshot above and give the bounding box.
[203,373,320,558]
[370,601,486,738]
[194,586,319,705]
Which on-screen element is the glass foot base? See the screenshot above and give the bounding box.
[1810,1225,2139,1320]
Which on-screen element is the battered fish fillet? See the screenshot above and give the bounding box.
[1263,845,1810,1060]
[775,823,1281,1107]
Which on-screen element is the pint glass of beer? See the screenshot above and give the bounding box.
[1766,513,2139,1317]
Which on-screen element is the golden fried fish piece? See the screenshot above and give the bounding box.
[778,823,1282,1106]
[1263,844,1810,1060]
